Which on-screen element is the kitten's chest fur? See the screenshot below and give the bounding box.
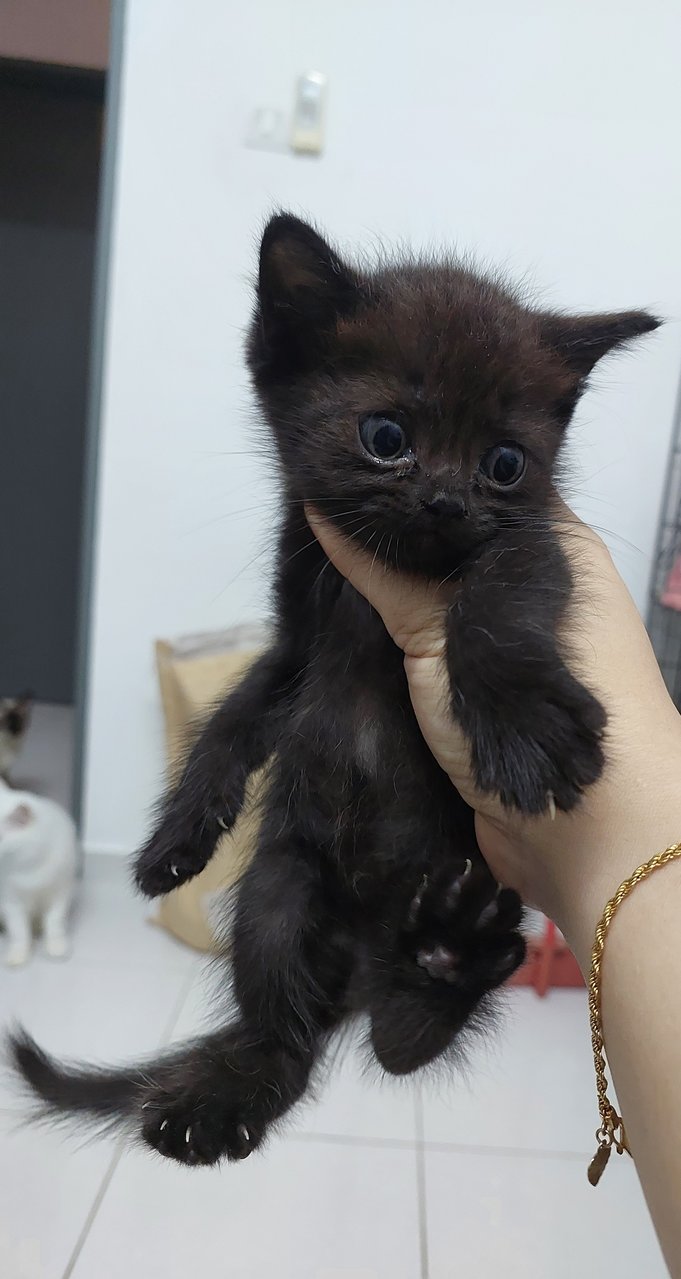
[285,581,472,891]
[298,583,410,772]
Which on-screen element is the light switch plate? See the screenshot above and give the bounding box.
[290,71,327,155]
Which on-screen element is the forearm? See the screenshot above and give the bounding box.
[555,783,681,1277]
[596,859,681,1277]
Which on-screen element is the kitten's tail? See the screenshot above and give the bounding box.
[8,1028,150,1135]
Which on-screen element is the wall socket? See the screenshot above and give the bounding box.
[244,72,327,157]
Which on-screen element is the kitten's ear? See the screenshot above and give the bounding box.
[253,214,361,373]
[540,310,661,376]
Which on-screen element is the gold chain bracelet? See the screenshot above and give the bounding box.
[587,840,681,1185]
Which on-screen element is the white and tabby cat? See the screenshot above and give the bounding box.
[0,780,77,966]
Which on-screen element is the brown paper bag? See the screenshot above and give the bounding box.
[151,627,267,952]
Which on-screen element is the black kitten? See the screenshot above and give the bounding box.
[10,216,659,1166]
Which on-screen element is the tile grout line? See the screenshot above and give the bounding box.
[282,1127,594,1162]
[60,1140,126,1279]
[158,961,202,1045]
[414,1089,430,1279]
[0,1104,595,1164]
[417,1138,591,1163]
[59,962,199,1277]
[290,1131,417,1150]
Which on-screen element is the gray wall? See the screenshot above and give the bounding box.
[0,67,103,702]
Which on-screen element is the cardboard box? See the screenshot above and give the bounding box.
[151,626,268,952]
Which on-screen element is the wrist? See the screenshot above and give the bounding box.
[553,772,681,971]
[475,724,681,972]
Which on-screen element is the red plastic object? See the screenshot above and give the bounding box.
[509,918,584,995]
[661,554,681,610]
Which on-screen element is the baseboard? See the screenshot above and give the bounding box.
[82,842,131,859]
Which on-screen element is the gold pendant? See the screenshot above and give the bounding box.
[588,1143,611,1186]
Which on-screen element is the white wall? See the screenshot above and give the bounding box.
[83,0,681,854]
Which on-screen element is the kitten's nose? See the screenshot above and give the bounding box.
[422,492,468,519]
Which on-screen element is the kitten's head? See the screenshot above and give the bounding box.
[247,214,659,575]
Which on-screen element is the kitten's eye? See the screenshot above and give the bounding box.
[480,442,526,488]
[359,414,409,462]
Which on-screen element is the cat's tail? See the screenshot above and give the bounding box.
[8,1027,152,1136]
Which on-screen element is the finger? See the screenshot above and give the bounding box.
[305,506,449,659]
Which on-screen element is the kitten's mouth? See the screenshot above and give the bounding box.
[336,508,494,579]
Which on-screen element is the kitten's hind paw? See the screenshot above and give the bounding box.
[142,1094,258,1166]
[406,861,525,994]
[370,861,526,1075]
[43,935,71,960]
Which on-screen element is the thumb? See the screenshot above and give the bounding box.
[305,507,449,659]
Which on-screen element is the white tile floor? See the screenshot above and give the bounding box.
[0,857,666,1279]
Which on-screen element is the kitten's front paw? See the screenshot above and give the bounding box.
[5,944,31,967]
[43,935,71,960]
[134,779,247,898]
[134,830,213,899]
[405,861,525,994]
[142,1093,258,1166]
[466,670,606,814]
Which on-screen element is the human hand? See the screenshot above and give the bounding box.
[306,502,681,969]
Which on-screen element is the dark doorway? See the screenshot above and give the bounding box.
[0,60,105,703]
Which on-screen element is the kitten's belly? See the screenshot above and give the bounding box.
[292,663,407,777]
[282,588,474,890]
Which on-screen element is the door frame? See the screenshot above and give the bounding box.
[71,0,127,857]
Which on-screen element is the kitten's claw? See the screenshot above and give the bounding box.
[407,874,429,927]
[170,865,179,878]
[444,859,473,910]
[185,1126,192,1145]
[547,792,557,821]
[217,815,230,831]
[475,899,499,928]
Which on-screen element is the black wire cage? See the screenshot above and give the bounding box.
[648,396,681,707]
